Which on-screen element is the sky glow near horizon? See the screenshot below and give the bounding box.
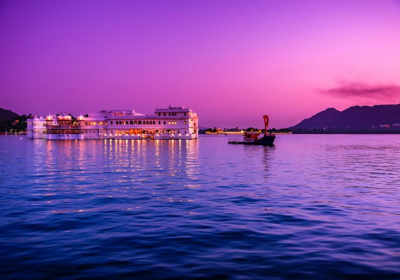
[1,0,400,128]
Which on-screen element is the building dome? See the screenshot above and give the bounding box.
[57,114,72,120]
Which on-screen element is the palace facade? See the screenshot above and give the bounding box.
[27,105,199,140]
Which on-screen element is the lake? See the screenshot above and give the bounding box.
[1,134,400,279]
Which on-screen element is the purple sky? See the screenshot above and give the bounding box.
[1,0,400,128]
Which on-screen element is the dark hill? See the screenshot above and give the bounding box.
[0,108,19,121]
[0,109,30,133]
[292,104,400,129]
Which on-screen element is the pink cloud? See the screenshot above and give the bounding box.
[322,81,400,102]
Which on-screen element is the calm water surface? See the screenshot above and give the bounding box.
[1,135,400,279]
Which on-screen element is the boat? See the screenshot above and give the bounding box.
[228,115,275,146]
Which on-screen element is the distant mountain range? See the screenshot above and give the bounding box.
[292,104,400,130]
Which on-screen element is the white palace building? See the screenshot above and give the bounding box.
[27,105,199,140]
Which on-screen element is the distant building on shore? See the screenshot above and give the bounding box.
[27,105,199,140]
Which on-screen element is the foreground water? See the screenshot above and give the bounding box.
[1,134,400,279]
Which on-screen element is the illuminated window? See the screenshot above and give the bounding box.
[184,121,186,125]
[168,121,171,124]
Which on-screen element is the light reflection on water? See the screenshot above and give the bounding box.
[1,134,400,279]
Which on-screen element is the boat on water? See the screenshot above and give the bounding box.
[228,115,275,146]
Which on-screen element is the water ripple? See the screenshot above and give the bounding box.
[1,135,400,279]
